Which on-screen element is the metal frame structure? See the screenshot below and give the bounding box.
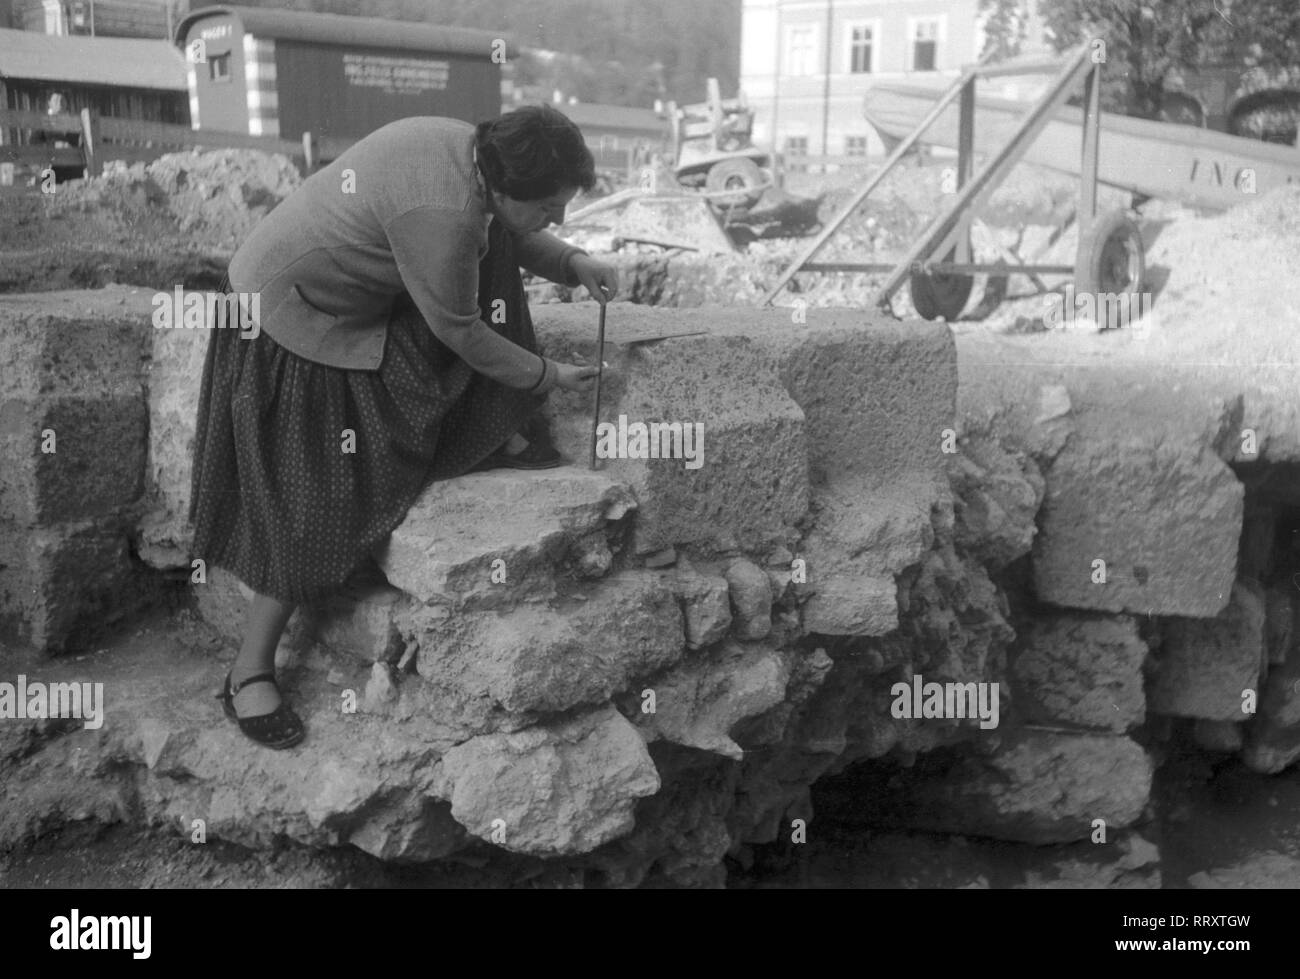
[760,40,1106,313]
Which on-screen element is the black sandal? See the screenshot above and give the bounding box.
[217,671,305,749]
[472,437,563,471]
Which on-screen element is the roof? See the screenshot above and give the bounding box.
[176,5,517,58]
[0,27,186,90]
[553,102,666,135]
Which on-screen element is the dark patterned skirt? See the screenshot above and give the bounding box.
[188,220,544,605]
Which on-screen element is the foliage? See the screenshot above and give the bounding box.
[1038,0,1300,120]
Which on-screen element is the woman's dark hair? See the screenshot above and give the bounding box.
[475,104,597,201]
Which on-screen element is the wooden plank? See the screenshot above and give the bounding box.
[0,146,84,167]
[1079,62,1101,224]
[80,108,100,178]
[0,109,84,133]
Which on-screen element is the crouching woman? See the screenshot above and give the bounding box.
[189,105,618,748]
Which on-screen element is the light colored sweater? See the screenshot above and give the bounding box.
[227,116,586,388]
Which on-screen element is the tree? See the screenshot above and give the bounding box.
[1039,0,1235,118]
[978,0,1028,61]
[1039,0,1299,120]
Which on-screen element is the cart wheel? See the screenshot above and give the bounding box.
[1074,209,1145,299]
[909,246,974,320]
[705,158,765,208]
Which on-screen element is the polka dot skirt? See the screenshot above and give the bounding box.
[188,220,545,605]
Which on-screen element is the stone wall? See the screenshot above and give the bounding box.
[1,289,1296,886]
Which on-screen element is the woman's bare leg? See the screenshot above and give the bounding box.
[230,593,294,717]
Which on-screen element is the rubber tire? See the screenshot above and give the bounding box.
[909,245,974,320]
[1074,209,1145,299]
[705,157,765,208]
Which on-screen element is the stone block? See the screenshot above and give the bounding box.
[378,468,635,608]
[410,571,685,716]
[1149,579,1266,721]
[435,704,660,856]
[1011,613,1147,732]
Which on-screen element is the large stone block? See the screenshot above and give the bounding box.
[749,311,957,487]
[1032,439,1242,617]
[378,468,635,608]
[0,395,147,526]
[409,570,685,716]
[634,640,790,760]
[1011,613,1147,732]
[536,305,810,555]
[435,704,660,856]
[955,338,1246,617]
[798,478,938,637]
[0,288,153,403]
[1149,579,1266,721]
[0,521,147,655]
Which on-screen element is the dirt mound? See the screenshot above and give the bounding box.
[65,148,302,251]
[1139,184,1300,355]
[0,149,301,292]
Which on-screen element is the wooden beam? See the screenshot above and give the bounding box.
[80,107,101,178]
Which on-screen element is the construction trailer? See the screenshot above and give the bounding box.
[175,5,511,145]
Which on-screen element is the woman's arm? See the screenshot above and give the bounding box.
[517,230,620,302]
[386,204,556,392]
[514,230,587,286]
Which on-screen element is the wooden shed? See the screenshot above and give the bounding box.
[0,26,186,121]
[175,5,512,142]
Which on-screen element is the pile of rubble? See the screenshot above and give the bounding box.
[63,148,303,253]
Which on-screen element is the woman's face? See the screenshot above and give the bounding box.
[489,186,579,236]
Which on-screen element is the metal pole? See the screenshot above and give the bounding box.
[589,301,608,471]
[821,0,832,170]
[771,1,781,161]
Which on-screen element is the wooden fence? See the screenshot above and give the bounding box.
[0,107,351,179]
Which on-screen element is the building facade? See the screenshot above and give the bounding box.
[741,0,993,160]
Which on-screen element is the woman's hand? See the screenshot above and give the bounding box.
[568,253,619,304]
[551,362,600,394]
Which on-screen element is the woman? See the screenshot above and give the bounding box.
[190,105,618,749]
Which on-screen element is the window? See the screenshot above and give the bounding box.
[785,25,818,77]
[848,24,874,74]
[209,52,231,82]
[784,135,809,172]
[845,135,868,157]
[911,20,939,72]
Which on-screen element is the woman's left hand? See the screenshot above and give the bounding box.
[569,253,619,304]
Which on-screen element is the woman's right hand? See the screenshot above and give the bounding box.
[551,362,600,394]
